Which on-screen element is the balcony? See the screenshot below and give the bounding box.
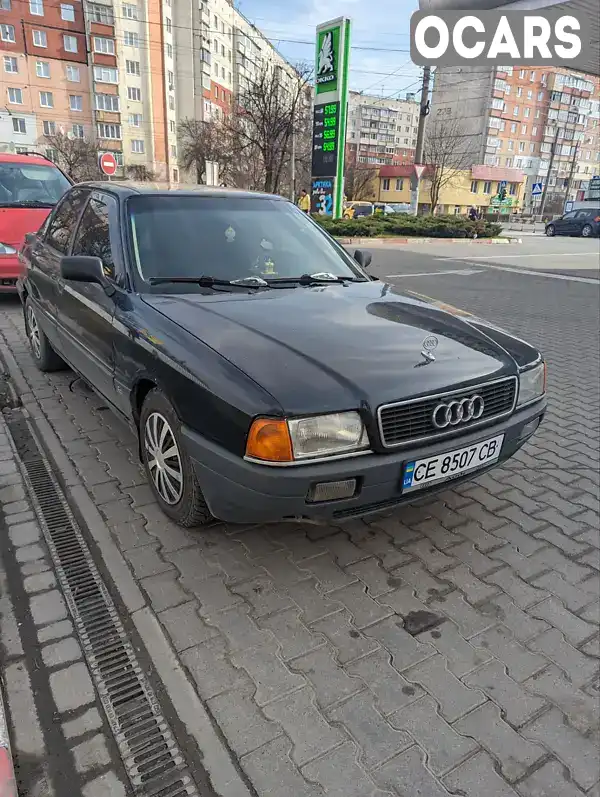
[95,110,120,123]
[97,139,122,152]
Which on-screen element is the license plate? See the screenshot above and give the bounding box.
[402,434,505,493]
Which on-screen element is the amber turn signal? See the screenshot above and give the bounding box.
[246,418,293,462]
[543,361,547,392]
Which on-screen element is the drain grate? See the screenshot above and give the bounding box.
[6,413,201,797]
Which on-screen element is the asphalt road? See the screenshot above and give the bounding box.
[362,234,600,282]
[0,235,599,797]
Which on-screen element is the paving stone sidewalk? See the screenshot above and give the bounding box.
[0,268,599,797]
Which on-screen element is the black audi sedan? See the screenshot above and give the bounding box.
[18,183,546,527]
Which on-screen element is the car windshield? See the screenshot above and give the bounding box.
[127,195,364,287]
[0,162,70,207]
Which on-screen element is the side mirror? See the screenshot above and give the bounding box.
[60,256,115,297]
[354,249,372,269]
[23,232,36,246]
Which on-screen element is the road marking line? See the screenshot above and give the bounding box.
[430,256,599,283]
[458,253,595,259]
[470,263,600,284]
[386,269,484,278]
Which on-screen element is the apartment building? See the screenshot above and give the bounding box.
[1,0,91,149]
[1,0,302,181]
[430,66,600,210]
[346,91,420,167]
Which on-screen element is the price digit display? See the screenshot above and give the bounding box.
[311,101,340,177]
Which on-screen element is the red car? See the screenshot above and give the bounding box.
[0,152,71,292]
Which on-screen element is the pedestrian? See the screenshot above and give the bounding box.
[298,189,311,213]
[468,206,477,221]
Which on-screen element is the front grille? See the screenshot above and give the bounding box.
[378,376,517,448]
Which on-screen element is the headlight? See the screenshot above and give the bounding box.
[288,412,369,459]
[246,411,369,463]
[517,362,546,407]
[0,243,17,255]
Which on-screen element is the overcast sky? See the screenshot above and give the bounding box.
[235,0,422,98]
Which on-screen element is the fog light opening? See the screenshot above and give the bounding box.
[519,418,540,440]
[306,478,357,504]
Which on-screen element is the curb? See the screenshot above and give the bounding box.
[0,667,18,797]
[0,674,18,797]
[0,347,253,797]
[0,415,20,797]
[335,236,522,245]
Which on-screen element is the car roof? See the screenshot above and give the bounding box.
[0,152,59,167]
[71,181,287,202]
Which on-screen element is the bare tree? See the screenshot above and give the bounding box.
[230,63,312,195]
[42,133,101,182]
[344,162,377,201]
[177,117,233,184]
[126,164,156,181]
[423,117,478,214]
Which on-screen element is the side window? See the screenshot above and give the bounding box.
[45,189,88,254]
[562,211,576,220]
[72,196,116,279]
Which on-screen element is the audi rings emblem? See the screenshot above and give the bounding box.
[432,395,485,429]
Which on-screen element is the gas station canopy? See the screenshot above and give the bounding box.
[418,0,600,77]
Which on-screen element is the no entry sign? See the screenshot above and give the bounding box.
[99,152,117,177]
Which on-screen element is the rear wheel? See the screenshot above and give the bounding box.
[581,224,593,238]
[25,298,65,372]
[140,388,213,527]
[545,224,555,237]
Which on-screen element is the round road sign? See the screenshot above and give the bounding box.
[99,152,117,176]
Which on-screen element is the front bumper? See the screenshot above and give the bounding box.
[0,256,20,292]
[182,399,546,524]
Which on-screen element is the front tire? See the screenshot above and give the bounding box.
[25,298,65,372]
[581,224,593,238]
[140,388,213,527]
[545,224,555,237]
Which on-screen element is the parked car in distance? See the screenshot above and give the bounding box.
[343,200,374,218]
[0,152,72,292]
[388,202,412,214]
[18,183,547,528]
[373,203,398,216]
[545,207,600,237]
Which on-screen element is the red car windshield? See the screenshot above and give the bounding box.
[0,162,70,208]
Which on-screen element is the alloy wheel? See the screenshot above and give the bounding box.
[27,305,41,360]
[582,225,592,238]
[144,412,184,505]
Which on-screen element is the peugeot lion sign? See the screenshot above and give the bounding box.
[317,31,336,87]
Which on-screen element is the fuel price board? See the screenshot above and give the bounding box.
[311,101,340,178]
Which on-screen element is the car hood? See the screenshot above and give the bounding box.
[0,207,51,248]
[142,281,519,416]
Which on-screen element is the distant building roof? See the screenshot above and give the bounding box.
[378,165,419,178]
[471,165,525,182]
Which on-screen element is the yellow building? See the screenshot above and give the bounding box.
[377,165,527,214]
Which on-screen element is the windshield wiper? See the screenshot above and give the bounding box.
[0,200,55,208]
[148,275,268,288]
[266,272,365,285]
